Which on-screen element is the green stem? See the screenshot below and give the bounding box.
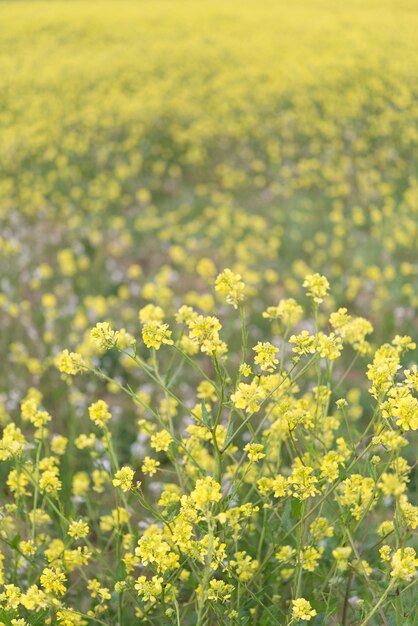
[358,579,396,626]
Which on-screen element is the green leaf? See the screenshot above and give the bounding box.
[10,533,21,549]
[164,503,181,522]
[281,498,293,532]
[115,559,126,581]
[0,610,11,626]
[338,465,347,481]
[28,611,50,625]
[225,415,235,442]
[291,497,302,520]
[201,400,211,427]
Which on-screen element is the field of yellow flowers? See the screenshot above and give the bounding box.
[1,1,418,624]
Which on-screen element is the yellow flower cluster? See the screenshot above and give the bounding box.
[0,272,403,623]
[390,548,418,581]
[112,467,135,492]
[215,269,246,308]
[303,273,330,304]
[142,321,173,350]
[88,400,112,429]
[292,598,317,621]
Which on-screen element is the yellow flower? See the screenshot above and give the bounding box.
[68,519,90,540]
[197,380,218,402]
[315,332,343,360]
[338,474,375,519]
[90,321,119,350]
[142,320,173,349]
[329,307,351,332]
[135,575,163,602]
[390,547,418,581]
[387,391,418,431]
[139,304,165,324]
[303,273,329,303]
[51,435,68,455]
[0,423,26,461]
[56,609,85,626]
[309,517,334,542]
[187,314,226,355]
[0,585,21,610]
[150,429,172,452]
[263,298,303,327]
[239,363,252,377]
[88,399,112,428]
[244,443,265,463]
[175,305,195,324]
[55,349,86,375]
[275,545,296,563]
[271,475,290,498]
[231,380,265,413]
[141,457,160,476]
[113,466,135,491]
[379,545,391,562]
[190,476,222,510]
[288,465,319,500]
[39,469,62,495]
[302,545,323,571]
[377,520,394,537]
[392,335,416,352]
[40,567,67,596]
[230,551,258,581]
[289,330,316,356]
[215,268,245,308]
[332,547,352,572]
[72,471,90,497]
[292,598,317,621]
[253,341,279,372]
[7,469,30,497]
[207,579,234,602]
[19,540,36,556]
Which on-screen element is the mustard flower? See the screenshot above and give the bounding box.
[263,298,303,327]
[90,321,119,350]
[138,303,165,323]
[113,466,135,491]
[142,320,173,349]
[187,314,226,354]
[190,476,222,510]
[150,429,173,452]
[289,330,316,356]
[244,442,265,463]
[40,567,67,596]
[253,341,279,372]
[55,349,86,375]
[231,380,265,413]
[303,273,329,303]
[390,547,418,581]
[379,545,391,562]
[135,575,164,602]
[292,598,317,621]
[68,519,89,540]
[315,332,343,360]
[0,423,26,460]
[207,579,234,602]
[141,456,160,476]
[215,268,246,308]
[88,399,112,428]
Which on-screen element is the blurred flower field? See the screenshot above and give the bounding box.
[0,1,418,625]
